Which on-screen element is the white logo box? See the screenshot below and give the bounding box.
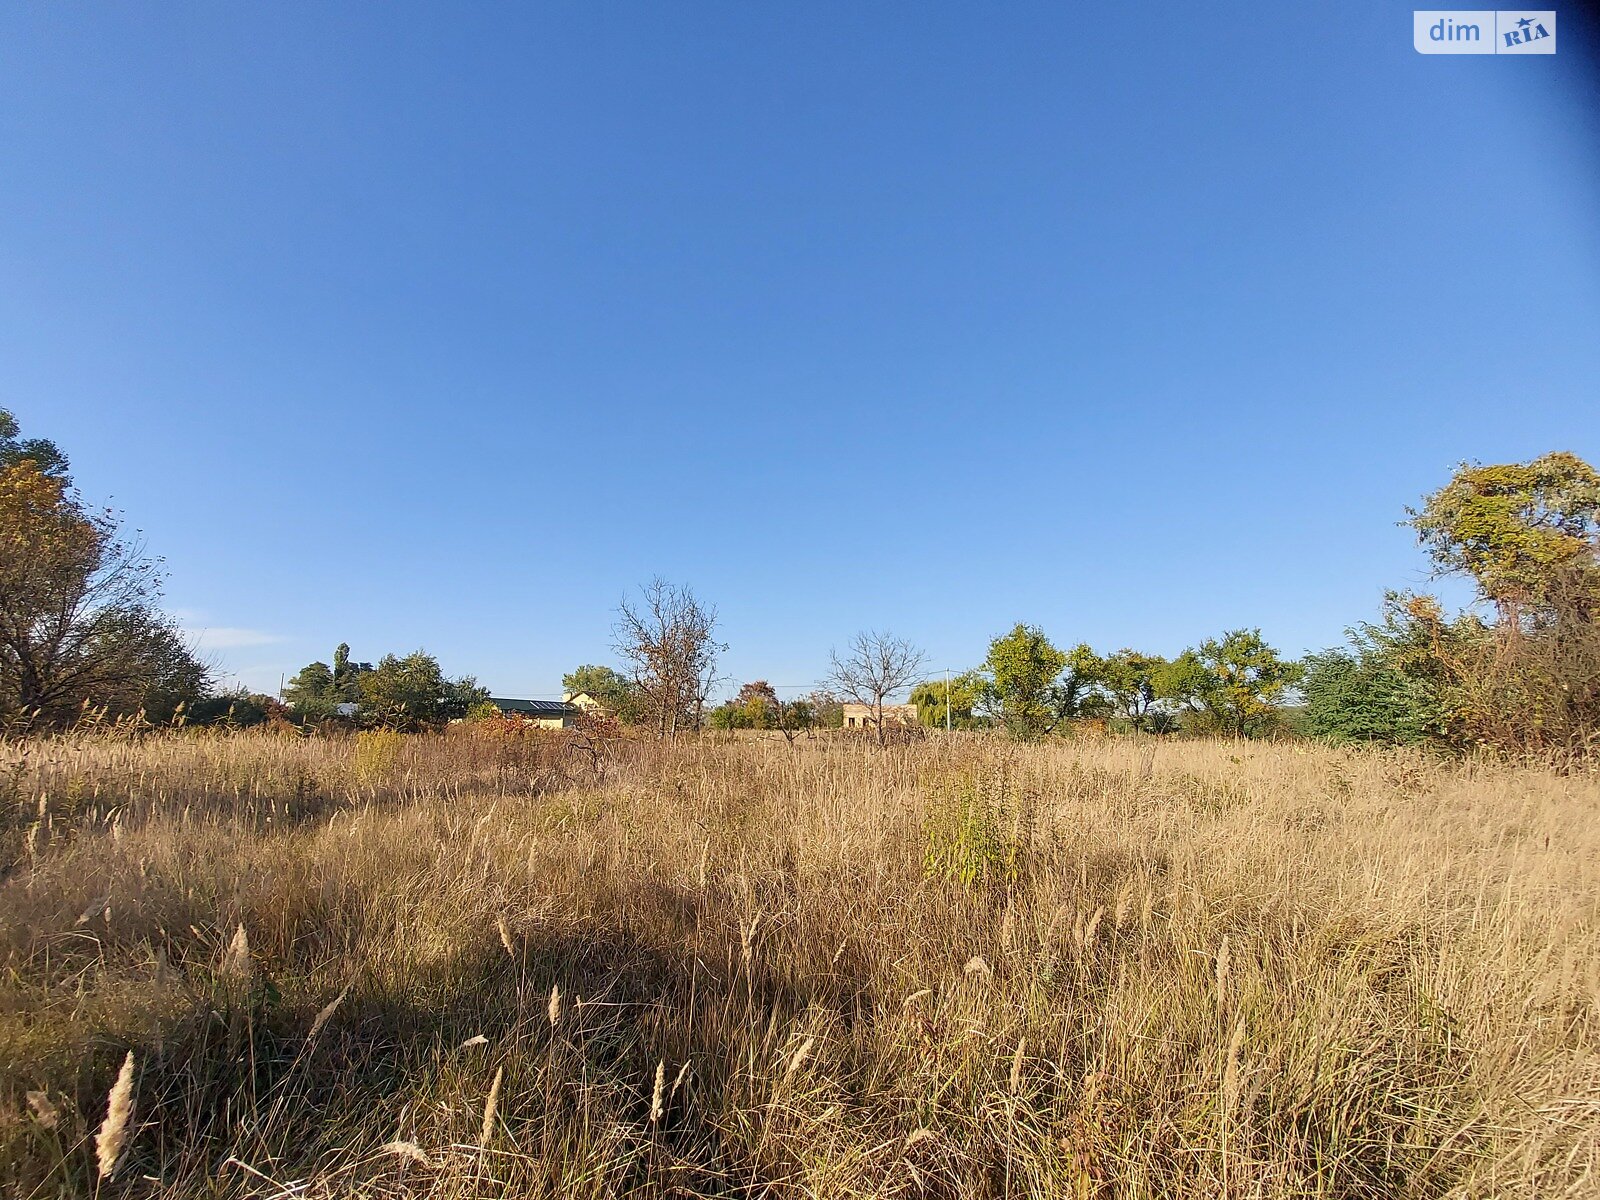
[1414,10,1556,53]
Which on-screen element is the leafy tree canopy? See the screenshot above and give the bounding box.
[0,408,69,482]
[910,670,986,729]
[1093,648,1169,729]
[562,663,643,723]
[1159,629,1300,738]
[1410,452,1600,610]
[0,460,206,728]
[981,624,1101,740]
[357,651,488,731]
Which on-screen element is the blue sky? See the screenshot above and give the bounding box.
[3,4,1597,699]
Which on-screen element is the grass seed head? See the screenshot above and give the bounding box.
[95,1051,136,1180]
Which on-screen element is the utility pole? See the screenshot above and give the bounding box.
[945,667,951,734]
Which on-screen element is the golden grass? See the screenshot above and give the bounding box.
[1,729,1597,1197]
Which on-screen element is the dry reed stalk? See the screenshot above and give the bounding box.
[547,983,562,1028]
[497,916,514,957]
[221,922,252,981]
[1082,905,1105,950]
[380,1141,433,1168]
[95,1051,136,1179]
[1222,1015,1247,1114]
[784,1036,816,1084]
[964,955,993,978]
[1215,934,1232,1018]
[650,1060,666,1123]
[669,1060,691,1103]
[480,1066,503,1146]
[1009,1037,1027,1095]
[26,1090,58,1129]
[741,913,761,967]
[308,982,351,1041]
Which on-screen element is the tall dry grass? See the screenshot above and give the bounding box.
[0,728,1596,1197]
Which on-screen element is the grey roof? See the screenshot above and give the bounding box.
[490,697,573,717]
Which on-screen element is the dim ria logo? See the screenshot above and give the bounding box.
[1414,10,1555,53]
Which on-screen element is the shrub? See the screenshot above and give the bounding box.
[921,769,1033,889]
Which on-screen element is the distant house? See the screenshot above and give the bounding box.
[841,702,918,730]
[564,691,603,713]
[489,697,577,729]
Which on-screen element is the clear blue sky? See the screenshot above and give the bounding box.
[3,4,1597,699]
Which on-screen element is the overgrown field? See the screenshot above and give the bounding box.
[1,730,1597,1198]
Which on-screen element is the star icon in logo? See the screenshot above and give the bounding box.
[1517,16,1534,28]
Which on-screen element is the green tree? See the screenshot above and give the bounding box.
[562,664,640,721]
[0,408,69,482]
[332,642,372,700]
[910,670,985,729]
[1159,629,1300,738]
[1300,601,1449,745]
[284,660,340,721]
[357,651,488,731]
[1095,649,1168,731]
[1409,452,1600,614]
[286,643,374,719]
[979,624,1100,740]
[804,688,844,729]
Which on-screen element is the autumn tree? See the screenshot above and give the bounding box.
[828,630,926,747]
[803,688,845,729]
[1409,452,1600,616]
[0,460,208,728]
[613,579,724,739]
[1402,454,1600,758]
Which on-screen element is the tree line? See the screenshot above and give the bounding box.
[2,404,1594,755]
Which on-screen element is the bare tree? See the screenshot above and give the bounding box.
[612,578,724,740]
[828,630,927,747]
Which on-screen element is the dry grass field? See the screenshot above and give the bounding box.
[1,729,1597,1198]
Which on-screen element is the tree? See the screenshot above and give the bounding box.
[186,689,288,728]
[803,688,845,729]
[708,680,815,740]
[828,630,926,747]
[1161,629,1300,738]
[357,651,488,731]
[1302,650,1424,745]
[1409,452,1600,615]
[1091,649,1168,731]
[734,680,780,728]
[332,642,372,700]
[0,408,69,482]
[562,664,641,723]
[979,624,1100,740]
[0,461,208,728]
[613,579,724,739]
[284,643,375,720]
[909,670,985,729]
[284,660,339,720]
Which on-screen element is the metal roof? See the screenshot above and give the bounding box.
[489,697,573,716]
